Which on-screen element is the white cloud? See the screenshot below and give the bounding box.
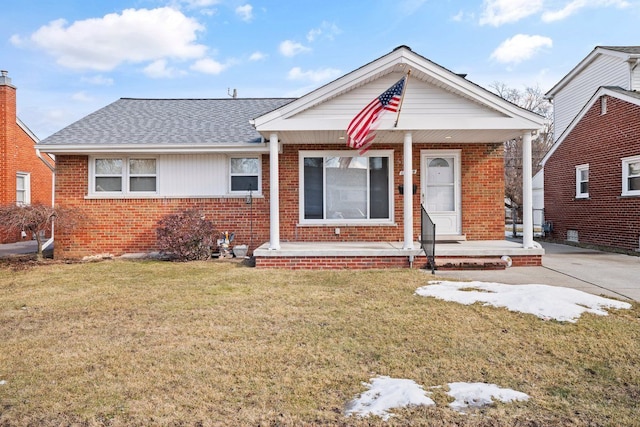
[144,59,185,78]
[81,75,114,86]
[249,51,267,61]
[542,0,630,22]
[490,34,552,65]
[235,4,254,21]
[71,91,93,102]
[279,40,311,57]
[287,66,341,83]
[182,0,219,7]
[479,0,543,26]
[24,8,206,71]
[306,21,341,42]
[190,58,228,74]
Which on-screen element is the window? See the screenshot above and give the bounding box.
[16,173,30,205]
[300,151,393,223]
[92,157,156,194]
[230,157,260,192]
[575,164,589,198]
[622,155,640,196]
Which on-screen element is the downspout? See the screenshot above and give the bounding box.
[35,148,55,250]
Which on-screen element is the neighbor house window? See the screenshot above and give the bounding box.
[299,150,393,223]
[575,164,589,198]
[92,157,156,195]
[622,155,640,196]
[230,157,260,192]
[16,172,30,205]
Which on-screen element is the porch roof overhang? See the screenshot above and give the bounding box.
[252,46,546,144]
[254,119,540,145]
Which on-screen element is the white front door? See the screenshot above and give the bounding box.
[421,150,461,236]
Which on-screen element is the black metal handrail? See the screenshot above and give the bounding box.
[420,204,436,274]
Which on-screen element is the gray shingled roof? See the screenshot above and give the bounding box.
[599,46,640,55]
[39,98,295,145]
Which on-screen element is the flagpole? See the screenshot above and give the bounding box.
[394,69,411,128]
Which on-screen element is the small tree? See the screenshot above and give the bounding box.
[156,210,217,261]
[0,203,81,260]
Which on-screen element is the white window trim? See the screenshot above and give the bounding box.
[622,155,640,196]
[228,156,262,195]
[298,150,395,225]
[16,172,31,206]
[89,156,158,197]
[575,164,589,199]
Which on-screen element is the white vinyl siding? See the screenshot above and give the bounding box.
[296,73,504,120]
[88,154,262,198]
[553,55,629,142]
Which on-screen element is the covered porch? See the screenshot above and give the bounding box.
[253,240,544,270]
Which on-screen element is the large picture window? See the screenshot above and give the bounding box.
[622,155,640,196]
[300,151,393,223]
[92,157,157,195]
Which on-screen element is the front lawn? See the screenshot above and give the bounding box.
[0,260,638,426]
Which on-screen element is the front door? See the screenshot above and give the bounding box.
[421,150,461,236]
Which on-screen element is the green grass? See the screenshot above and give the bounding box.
[0,259,638,426]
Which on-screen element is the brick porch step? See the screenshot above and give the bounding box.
[434,257,508,271]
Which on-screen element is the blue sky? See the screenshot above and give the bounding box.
[2,0,638,139]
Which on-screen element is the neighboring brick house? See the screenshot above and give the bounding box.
[543,46,640,252]
[0,70,54,243]
[37,46,546,268]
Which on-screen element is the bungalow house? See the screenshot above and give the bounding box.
[543,46,640,252]
[36,46,545,268]
[0,70,55,243]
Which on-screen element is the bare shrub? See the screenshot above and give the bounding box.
[156,210,217,261]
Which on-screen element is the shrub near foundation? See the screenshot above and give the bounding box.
[156,210,217,261]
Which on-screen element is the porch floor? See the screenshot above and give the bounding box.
[253,240,544,258]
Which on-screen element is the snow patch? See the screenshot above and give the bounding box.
[447,382,529,412]
[345,376,435,420]
[416,281,631,323]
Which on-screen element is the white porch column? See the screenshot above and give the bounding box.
[269,133,280,250]
[403,132,414,249]
[522,131,534,249]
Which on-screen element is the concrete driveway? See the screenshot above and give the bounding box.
[434,241,640,302]
[0,240,38,257]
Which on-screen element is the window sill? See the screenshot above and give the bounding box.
[573,196,590,200]
[619,194,640,199]
[297,221,397,227]
[85,194,264,200]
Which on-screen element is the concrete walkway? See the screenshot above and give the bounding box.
[0,240,38,257]
[435,241,640,301]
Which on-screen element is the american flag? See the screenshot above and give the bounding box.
[347,75,406,154]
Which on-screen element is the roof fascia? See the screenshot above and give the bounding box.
[546,46,640,99]
[254,46,544,130]
[17,117,39,142]
[541,86,640,165]
[35,143,271,155]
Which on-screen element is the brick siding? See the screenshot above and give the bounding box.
[53,141,505,259]
[0,80,54,243]
[544,95,640,251]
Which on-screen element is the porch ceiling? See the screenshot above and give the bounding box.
[273,128,527,145]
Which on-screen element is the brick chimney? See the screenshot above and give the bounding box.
[1,70,18,205]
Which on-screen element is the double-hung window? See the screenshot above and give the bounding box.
[230,157,260,193]
[575,164,589,199]
[300,150,393,223]
[16,172,30,205]
[92,157,157,195]
[622,155,640,196]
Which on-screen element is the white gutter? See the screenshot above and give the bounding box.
[36,143,270,155]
